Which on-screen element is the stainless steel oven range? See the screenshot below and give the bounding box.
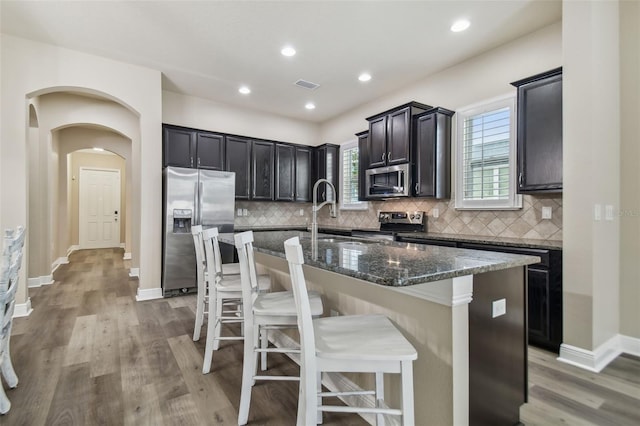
[351,211,426,241]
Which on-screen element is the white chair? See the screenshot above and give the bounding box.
[201,227,271,374]
[191,225,242,342]
[235,231,324,426]
[0,226,26,415]
[284,236,418,426]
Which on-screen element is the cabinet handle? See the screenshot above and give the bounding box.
[322,191,326,200]
[388,151,391,162]
[382,153,386,162]
[190,157,194,167]
[518,172,523,187]
[197,157,201,167]
[415,182,419,193]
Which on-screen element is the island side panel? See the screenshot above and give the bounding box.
[255,252,461,426]
[469,266,527,425]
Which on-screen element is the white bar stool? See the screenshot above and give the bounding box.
[234,231,324,426]
[0,226,26,415]
[284,236,418,426]
[201,228,271,374]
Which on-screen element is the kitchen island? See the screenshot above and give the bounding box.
[220,231,540,425]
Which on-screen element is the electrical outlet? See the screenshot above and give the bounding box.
[492,299,506,318]
[594,204,602,221]
[237,208,243,217]
[605,205,614,221]
[432,208,439,218]
[299,209,304,216]
[541,206,552,219]
[243,208,248,216]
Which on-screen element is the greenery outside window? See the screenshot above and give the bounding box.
[455,95,521,210]
[340,140,367,210]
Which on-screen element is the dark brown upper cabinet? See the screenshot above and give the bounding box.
[356,130,369,201]
[511,67,563,193]
[225,136,251,200]
[413,108,454,199]
[196,132,225,170]
[365,102,431,169]
[313,144,339,203]
[252,140,275,200]
[294,146,312,202]
[275,143,295,201]
[163,125,196,168]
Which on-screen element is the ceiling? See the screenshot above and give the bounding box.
[0,1,561,123]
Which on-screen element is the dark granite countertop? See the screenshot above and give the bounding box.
[220,231,540,287]
[395,232,563,250]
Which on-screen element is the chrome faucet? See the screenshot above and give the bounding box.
[311,178,337,242]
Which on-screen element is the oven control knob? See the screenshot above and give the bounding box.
[410,214,415,220]
[415,214,421,220]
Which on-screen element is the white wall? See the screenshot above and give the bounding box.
[163,90,320,146]
[0,34,162,308]
[319,22,562,144]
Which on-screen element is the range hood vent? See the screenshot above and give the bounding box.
[294,79,320,90]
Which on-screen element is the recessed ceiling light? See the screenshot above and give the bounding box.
[451,19,470,32]
[281,46,296,57]
[305,102,316,110]
[358,73,372,82]
[238,86,251,95]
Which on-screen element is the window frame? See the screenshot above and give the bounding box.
[339,139,368,210]
[454,94,522,210]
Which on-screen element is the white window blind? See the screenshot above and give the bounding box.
[340,141,367,210]
[455,95,521,210]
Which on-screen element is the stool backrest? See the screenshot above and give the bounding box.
[234,231,260,328]
[191,224,205,285]
[202,227,223,280]
[284,237,316,372]
[1,226,26,358]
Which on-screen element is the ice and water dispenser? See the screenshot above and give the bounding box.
[172,209,193,233]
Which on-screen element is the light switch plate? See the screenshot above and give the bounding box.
[237,208,243,217]
[243,208,248,216]
[594,204,602,221]
[541,206,552,219]
[605,205,614,221]
[299,209,304,216]
[492,298,506,318]
[432,208,439,218]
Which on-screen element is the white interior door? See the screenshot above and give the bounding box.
[79,168,121,249]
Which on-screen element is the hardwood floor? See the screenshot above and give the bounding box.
[3,248,640,425]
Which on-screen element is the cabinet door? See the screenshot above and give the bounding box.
[357,132,369,201]
[252,140,275,200]
[517,73,562,192]
[196,132,225,170]
[414,113,436,197]
[275,144,295,201]
[527,267,551,347]
[225,136,251,200]
[295,146,312,202]
[313,145,338,202]
[163,126,195,168]
[367,115,387,168]
[387,107,411,165]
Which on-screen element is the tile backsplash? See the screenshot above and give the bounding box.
[235,194,562,241]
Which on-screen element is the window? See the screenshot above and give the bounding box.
[340,140,367,210]
[455,95,521,210]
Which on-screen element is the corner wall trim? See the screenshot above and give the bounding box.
[123,252,132,260]
[135,287,162,302]
[129,268,140,278]
[67,245,80,256]
[13,298,33,318]
[558,334,630,372]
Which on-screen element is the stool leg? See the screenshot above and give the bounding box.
[260,328,268,371]
[400,360,414,426]
[375,372,384,426]
[1,341,18,388]
[193,284,205,341]
[238,321,255,425]
[202,287,218,374]
[317,371,323,424]
[213,291,224,351]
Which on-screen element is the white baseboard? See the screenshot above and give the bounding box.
[120,243,126,249]
[129,267,139,278]
[558,333,640,372]
[269,330,380,426]
[135,287,162,301]
[28,274,54,288]
[67,245,80,256]
[123,252,132,260]
[13,298,33,317]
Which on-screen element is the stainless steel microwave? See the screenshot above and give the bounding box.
[365,163,410,198]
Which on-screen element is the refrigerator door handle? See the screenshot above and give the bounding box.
[198,181,204,225]
[193,181,199,225]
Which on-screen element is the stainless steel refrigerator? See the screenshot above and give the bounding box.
[162,166,235,296]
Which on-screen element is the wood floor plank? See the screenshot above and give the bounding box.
[528,363,606,409]
[162,393,203,426]
[122,383,165,426]
[63,314,98,366]
[44,363,91,426]
[89,372,124,426]
[90,313,120,378]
